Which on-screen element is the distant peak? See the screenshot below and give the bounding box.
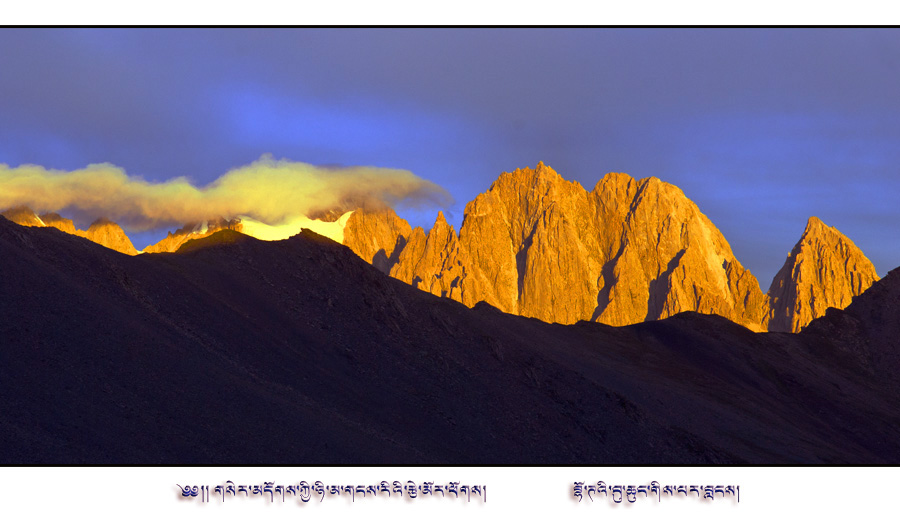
[39,212,76,234]
[800,216,845,242]
[766,214,878,332]
[804,216,827,232]
[491,163,564,192]
[1,206,45,227]
[533,161,559,178]
[431,210,454,235]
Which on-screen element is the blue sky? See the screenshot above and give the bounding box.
[1,28,898,286]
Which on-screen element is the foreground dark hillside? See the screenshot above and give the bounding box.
[1,216,898,463]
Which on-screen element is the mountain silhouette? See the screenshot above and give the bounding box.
[2,215,899,464]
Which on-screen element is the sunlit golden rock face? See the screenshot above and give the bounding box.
[341,207,412,274]
[391,211,471,304]
[456,163,769,329]
[342,163,876,332]
[81,218,139,256]
[142,217,243,253]
[1,206,138,255]
[456,163,604,323]
[38,213,77,234]
[767,217,879,333]
[588,172,768,330]
[1,206,45,227]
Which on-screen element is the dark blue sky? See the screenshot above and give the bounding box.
[1,28,898,286]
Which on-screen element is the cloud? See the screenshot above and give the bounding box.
[0,155,452,230]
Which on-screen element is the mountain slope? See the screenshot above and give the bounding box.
[2,215,899,463]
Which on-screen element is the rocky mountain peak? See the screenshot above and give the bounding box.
[484,163,582,209]
[344,165,768,328]
[338,165,876,333]
[2,207,137,255]
[767,217,878,332]
[431,210,450,233]
[388,208,467,301]
[804,215,827,234]
[341,207,412,274]
[84,218,138,255]
[38,213,76,234]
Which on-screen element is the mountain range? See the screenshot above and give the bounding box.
[4,163,878,333]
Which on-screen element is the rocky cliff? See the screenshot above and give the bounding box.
[342,163,873,333]
[38,213,77,234]
[82,218,139,255]
[341,207,411,274]
[588,170,768,329]
[391,211,471,303]
[767,216,879,332]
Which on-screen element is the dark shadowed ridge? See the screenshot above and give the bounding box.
[1,215,899,464]
[175,228,256,253]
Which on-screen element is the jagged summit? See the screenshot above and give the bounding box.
[39,213,76,234]
[805,215,827,232]
[357,163,767,329]
[391,208,467,302]
[1,206,137,255]
[341,164,875,333]
[83,218,138,255]
[490,161,563,188]
[767,216,878,333]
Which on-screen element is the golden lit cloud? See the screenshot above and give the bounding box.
[0,155,451,230]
